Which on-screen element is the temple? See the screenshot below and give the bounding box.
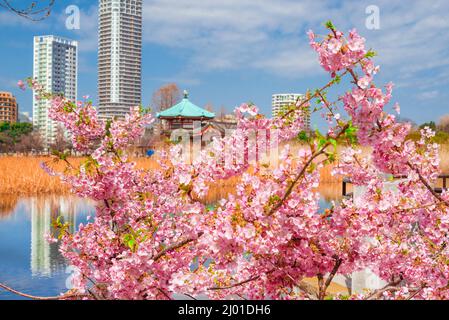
[157,90,215,135]
[132,90,237,156]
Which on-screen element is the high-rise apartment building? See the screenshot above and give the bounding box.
[98,0,142,119]
[272,93,310,131]
[33,35,78,145]
[0,92,18,123]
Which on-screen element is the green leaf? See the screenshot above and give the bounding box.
[333,74,342,84]
[105,119,113,137]
[297,130,309,143]
[324,20,336,31]
[327,152,336,163]
[344,122,358,145]
[365,49,377,58]
[123,233,138,252]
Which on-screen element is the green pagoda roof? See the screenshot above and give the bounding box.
[156,90,215,119]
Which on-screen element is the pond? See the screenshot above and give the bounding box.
[0,195,95,300]
[0,184,342,300]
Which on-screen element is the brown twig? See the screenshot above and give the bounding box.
[157,288,173,300]
[0,0,55,21]
[0,282,85,300]
[208,274,262,291]
[153,232,204,262]
[267,123,349,217]
[406,161,449,206]
[364,276,402,300]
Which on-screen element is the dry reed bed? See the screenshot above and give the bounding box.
[1,144,449,200]
[0,156,161,195]
[0,157,72,195]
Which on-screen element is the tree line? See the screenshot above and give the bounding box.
[0,122,72,154]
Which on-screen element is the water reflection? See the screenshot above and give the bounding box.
[0,195,19,218]
[319,183,345,205]
[0,186,344,299]
[0,195,95,300]
[29,197,79,277]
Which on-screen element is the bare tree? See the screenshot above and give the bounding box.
[219,105,226,120]
[0,1,55,21]
[438,115,449,133]
[152,83,181,112]
[49,125,72,153]
[205,102,214,113]
[13,130,44,154]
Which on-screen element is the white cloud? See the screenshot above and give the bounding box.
[141,0,449,83]
[5,0,449,86]
[142,0,326,76]
[417,90,439,101]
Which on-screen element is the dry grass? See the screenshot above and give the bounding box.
[0,156,72,195]
[1,143,449,199]
[0,155,242,204]
[134,157,161,171]
[439,144,449,172]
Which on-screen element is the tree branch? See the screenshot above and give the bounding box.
[0,282,86,300]
[208,274,262,291]
[267,123,349,217]
[0,0,55,21]
[318,256,343,300]
[153,232,204,262]
[364,276,403,300]
[406,161,449,206]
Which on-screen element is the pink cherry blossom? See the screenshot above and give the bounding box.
[17,80,26,90]
[12,23,449,301]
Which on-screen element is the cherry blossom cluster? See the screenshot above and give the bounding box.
[18,22,449,300]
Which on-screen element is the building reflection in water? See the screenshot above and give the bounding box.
[28,196,93,277]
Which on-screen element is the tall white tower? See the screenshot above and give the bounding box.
[32,35,78,146]
[98,0,143,119]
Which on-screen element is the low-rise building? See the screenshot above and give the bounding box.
[0,92,18,123]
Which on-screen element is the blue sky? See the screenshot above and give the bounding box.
[0,0,448,130]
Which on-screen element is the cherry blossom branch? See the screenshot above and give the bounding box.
[347,68,362,89]
[406,161,449,206]
[281,55,365,121]
[153,232,204,262]
[267,123,349,216]
[316,91,336,117]
[266,258,318,299]
[208,274,262,291]
[157,288,173,300]
[0,282,86,300]
[407,285,426,300]
[318,256,343,300]
[364,276,403,300]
